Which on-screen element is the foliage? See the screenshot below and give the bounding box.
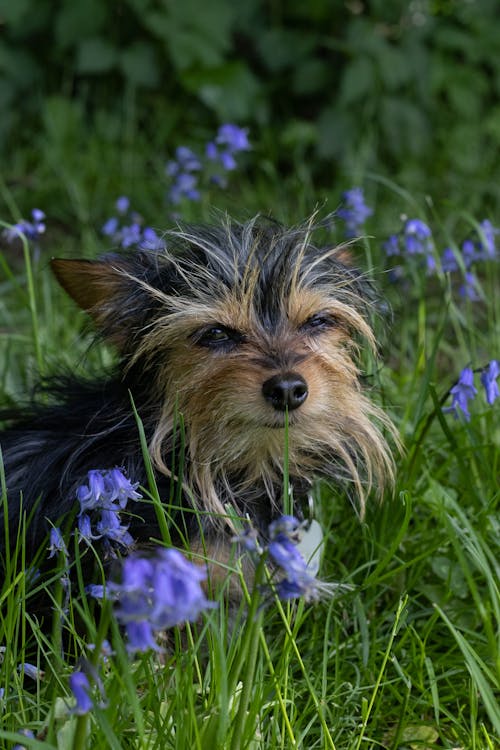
[2,0,500,210]
[0,178,499,747]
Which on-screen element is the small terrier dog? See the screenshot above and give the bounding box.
[0,215,395,582]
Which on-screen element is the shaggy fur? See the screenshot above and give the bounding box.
[0,215,396,574]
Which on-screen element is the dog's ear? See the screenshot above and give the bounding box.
[50,257,135,349]
[51,258,124,314]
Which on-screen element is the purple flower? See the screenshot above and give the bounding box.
[18,662,43,680]
[459,271,481,301]
[104,468,142,508]
[95,509,134,548]
[441,247,458,273]
[102,216,119,236]
[69,670,93,715]
[140,227,166,251]
[383,234,400,257]
[101,548,216,653]
[461,239,477,267]
[125,620,160,653]
[403,218,433,255]
[77,513,99,544]
[115,196,130,215]
[48,527,68,559]
[168,172,200,204]
[478,219,498,259]
[338,188,373,238]
[480,360,499,405]
[216,124,250,152]
[77,470,109,513]
[3,209,46,244]
[444,367,478,421]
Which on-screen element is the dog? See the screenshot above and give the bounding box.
[0,215,396,593]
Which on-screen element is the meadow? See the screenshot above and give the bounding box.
[0,122,498,750]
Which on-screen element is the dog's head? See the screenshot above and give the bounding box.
[52,216,396,519]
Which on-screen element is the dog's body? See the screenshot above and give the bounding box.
[0,216,395,575]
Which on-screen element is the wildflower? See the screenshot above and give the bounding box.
[206,124,251,173]
[216,124,250,153]
[383,234,400,257]
[480,360,499,405]
[140,226,165,251]
[18,662,44,680]
[75,468,141,553]
[268,531,322,603]
[3,209,46,244]
[459,271,481,301]
[166,124,250,206]
[477,219,498,259]
[101,199,165,251]
[338,188,373,238]
[168,172,200,204]
[77,469,109,512]
[104,467,142,507]
[441,247,459,273]
[444,367,477,421]
[96,548,216,653]
[95,509,134,549]
[102,216,119,236]
[48,526,68,559]
[461,239,477,267]
[69,670,93,715]
[403,218,433,256]
[237,515,334,603]
[115,196,130,215]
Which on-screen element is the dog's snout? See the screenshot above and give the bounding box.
[262,372,308,412]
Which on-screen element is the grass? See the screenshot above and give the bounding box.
[0,154,499,749]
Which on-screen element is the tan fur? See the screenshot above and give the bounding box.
[52,218,398,536]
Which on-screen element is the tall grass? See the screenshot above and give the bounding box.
[0,186,499,749]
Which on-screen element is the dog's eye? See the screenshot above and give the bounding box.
[194,325,242,349]
[300,314,333,333]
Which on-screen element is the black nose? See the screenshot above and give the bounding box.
[262,372,308,412]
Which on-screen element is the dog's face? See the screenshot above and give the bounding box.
[52,217,395,517]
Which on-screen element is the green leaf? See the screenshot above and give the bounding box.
[76,37,118,75]
[119,42,159,88]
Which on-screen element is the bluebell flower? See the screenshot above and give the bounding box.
[115,196,130,215]
[75,468,141,552]
[18,662,43,680]
[216,124,250,153]
[104,467,142,508]
[443,367,477,421]
[237,515,339,603]
[441,247,459,273]
[94,548,216,653]
[459,271,481,301]
[48,526,68,559]
[383,234,400,257]
[125,619,160,653]
[480,360,499,405]
[461,239,477,267]
[140,227,165,251]
[403,218,433,255]
[168,172,200,204]
[478,219,498,259]
[95,509,134,549]
[77,469,109,512]
[337,188,373,238]
[69,670,93,715]
[3,209,46,244]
